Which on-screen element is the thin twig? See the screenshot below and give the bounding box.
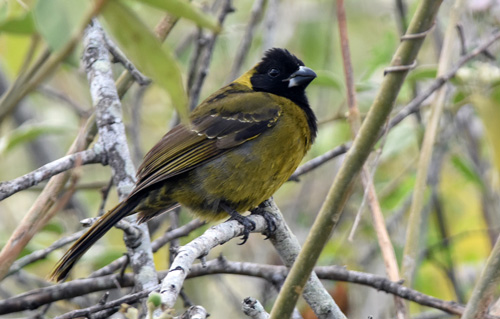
[243,297,270,319]
[336,1,405,317]
[54,285,160,319]
[0,149,101,201]
[1,259,495,318]
[227,0,267,81]
[290,30,500,182]
[261,0,278,51]
[269,2,443,318]
[188,0,234,110]
[401,0,465,288]
[0,115,98,280]
[37,86,90,117]
[6,229,87,277]
[88,219,205,278]
[104,33,151,86]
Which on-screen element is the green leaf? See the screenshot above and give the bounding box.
[148,293,162,307]
[101,1,188,121]
[41,222,65,235]
[450,155,483,188]
[355,81,376,93]
[0,2,8,22]
[33,0,89,51]
[0,123,70,155]
[452,90,467,105]
[0,12,35,34]
[312,70,341,90]
[406,66,437,82]
[135,0,220,32]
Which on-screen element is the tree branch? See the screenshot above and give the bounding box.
[3,258,497,318]
[0,149,101,201]
[269,2,444,318]
[83,20,157,294]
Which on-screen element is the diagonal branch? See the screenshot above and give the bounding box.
[269,2,444,318]
[0,149,102,201]
[290,29,500,182]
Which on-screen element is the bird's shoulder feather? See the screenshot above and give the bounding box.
[132,84,282,195]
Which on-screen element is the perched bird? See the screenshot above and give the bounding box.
[50,48,317,281]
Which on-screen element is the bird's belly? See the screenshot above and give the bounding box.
[175,132,307,220]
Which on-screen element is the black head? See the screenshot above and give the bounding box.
[250,48,317,141]
[251,48,315,98]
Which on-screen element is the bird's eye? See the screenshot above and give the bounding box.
[268,68,280,78]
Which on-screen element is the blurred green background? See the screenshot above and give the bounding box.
[1,0,500,318]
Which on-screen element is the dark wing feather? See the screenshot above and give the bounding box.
[132,87,281,195]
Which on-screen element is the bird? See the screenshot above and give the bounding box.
[50,48,317,281]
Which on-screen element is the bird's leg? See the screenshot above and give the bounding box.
[250,200,277,239]
[220,202,255,245]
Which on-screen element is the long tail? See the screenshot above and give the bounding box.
[49,197,140,282]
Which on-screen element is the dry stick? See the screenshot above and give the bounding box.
[188,0,234,110]
[261,0,278,51]
[158,202,337,317]
[37,86,90,117]
[88,218,204,278]
[269,2,443,318]
[6,229,87,277]
[227,0,267,82]
[335,1,407,317]
[461,234,500,319]
[243,297,270,319]
[53,285,160,319]
[178,306,209,319]
[263,199,343,319]
[3,258,496,318]
[103,34,151,86]
[401,0,465,288]
[0,116,97,280]
[0,11,178,285]
[157,215,268,308]
[84,21,157,294]
[0,149,101,201]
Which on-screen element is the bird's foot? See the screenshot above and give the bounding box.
[251,205,277,239]
[221,202,256,245]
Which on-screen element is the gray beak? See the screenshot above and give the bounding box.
[287,66,317,88]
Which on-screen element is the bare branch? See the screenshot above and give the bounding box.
[290,29,500,182]
[88,219,205,278]
[0,149,101,201]
[53,285,159,319]
[103,33,151,86]
[6,229,87,277]
[242,297,270,319]
[1,258,494,318]
[188,0,234,110]
[158,214,268,308]
[83,20,157,293]
[262,199,344,319]
[227,0,267,81]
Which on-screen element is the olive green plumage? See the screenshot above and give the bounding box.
[50,48,317,281]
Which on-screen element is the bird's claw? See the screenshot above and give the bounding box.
[251,207,277,239]
[227,214,256,245]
